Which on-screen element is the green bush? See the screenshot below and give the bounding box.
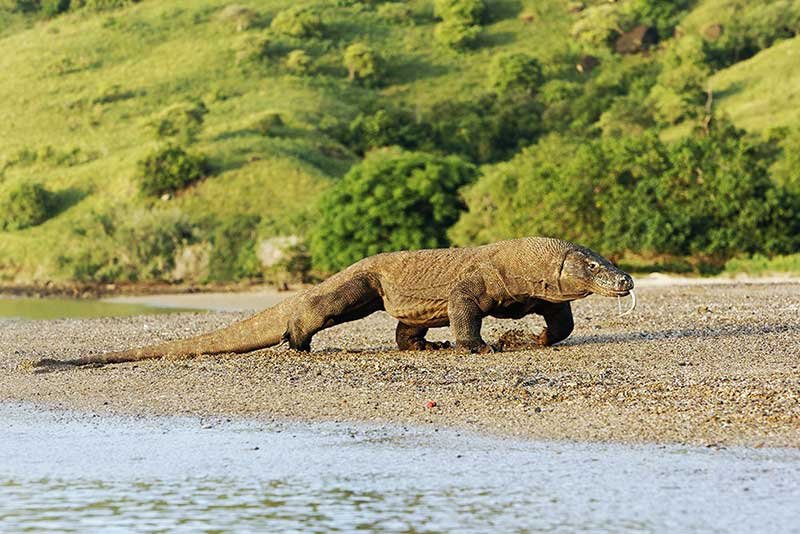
[433,20,481,49]
[769,127,800,195]
[252,111,285,136]
[68,0,140,11]
[149,100,208,144]
[233,33,273,66]
[453,122,800,262]
[270,6,323,38]
[705,2,800,67]
[648,36,710,125]
[208,214,262,281]
[115,208,196,280]
[347,106,427,155]
[450,134,609,247]
[58,208,196,282]
[310,148,477,272]
[426,93,541,163]
[487,52,544,97]
[41,0,70,16]
[433,0,486,25]
[628,0,692,39]
[601,123,800,259]
[136,144,209,197]
[377,2,412,24]
[0,179,54,231]
[343,42,381,83]
[285,49,313,74]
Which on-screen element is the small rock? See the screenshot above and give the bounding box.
[426,400,437,409]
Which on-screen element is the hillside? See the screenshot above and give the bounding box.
[0,0,574,283]
[0,0,798,284]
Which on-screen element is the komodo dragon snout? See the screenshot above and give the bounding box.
[559,246,634,298]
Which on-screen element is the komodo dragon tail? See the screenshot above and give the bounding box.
[32,296,296,369]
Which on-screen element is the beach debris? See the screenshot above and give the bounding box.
[426,400,438,409]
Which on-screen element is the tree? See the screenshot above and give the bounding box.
[487,52,543,97]
[343,43,381,83]
[433,0,486,25]
[310,149,476,272]
[648,37,710,126]
[270,6,323,38]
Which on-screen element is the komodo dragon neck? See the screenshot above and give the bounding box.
[487,237,581,302]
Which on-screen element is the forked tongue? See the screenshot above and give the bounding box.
[617,289,637,317]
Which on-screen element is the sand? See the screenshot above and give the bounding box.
[1,281,799,447]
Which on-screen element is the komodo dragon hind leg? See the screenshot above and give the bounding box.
[287,273,384,351]
[395,323,451,351]
[535,302,574,346]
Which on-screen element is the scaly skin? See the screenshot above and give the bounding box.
[34,237,634,368]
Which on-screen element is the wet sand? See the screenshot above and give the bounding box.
[2,281,799,447]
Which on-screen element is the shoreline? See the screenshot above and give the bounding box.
[1,272,799,301]
[2,282,799,448]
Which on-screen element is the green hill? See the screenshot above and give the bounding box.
[0,0,798,284]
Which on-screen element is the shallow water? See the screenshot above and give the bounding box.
[0,297,197,320]
[1,405,799,532]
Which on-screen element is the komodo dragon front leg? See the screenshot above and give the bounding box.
[447,274,497,353]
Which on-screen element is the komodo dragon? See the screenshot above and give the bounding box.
[34,237,634,368]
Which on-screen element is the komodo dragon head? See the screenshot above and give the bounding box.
[556,244,634,300]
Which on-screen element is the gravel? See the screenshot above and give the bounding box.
[2,282,799,447]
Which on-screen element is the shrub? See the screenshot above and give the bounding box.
[136,144,209,197]
[627,0,692,39]
[449,134,610,247]
[453,122,800,262]
[150,100,208,144]
[769,128,800,195]
[285,49,313,74]
[310,148,477,272]
[648,36,710,125]
[207,214,262,281]
[570,3,628,48]
[377,2,412,24]
[252,111,285,136]
[114,208,196,280]
[433,20,481,49]
[426,93,541,163]
[270,6,323,38]
[487,52,544,97]
[704,2,800,67]
[347,106,427,154]
[343,43,381,83]
[70,0,140,11]
[42,0,70,16]
[58,208,196,282]
[433,0,486,25]
[0,180,54,231]
[233,33,273,66]
[600,124,800,259]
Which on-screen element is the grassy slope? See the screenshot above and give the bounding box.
[0,0,573,282]
[0,0,796,282]
[678,0,800,132]
[709,37,800,131]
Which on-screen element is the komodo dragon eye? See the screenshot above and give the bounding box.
[588,261,599,271]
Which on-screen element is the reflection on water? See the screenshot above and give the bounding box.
[1,404,799,532]
[0,297,198,320]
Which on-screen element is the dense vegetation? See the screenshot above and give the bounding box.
[0,0,798,284]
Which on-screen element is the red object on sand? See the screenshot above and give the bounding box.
[426,401,437,409]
